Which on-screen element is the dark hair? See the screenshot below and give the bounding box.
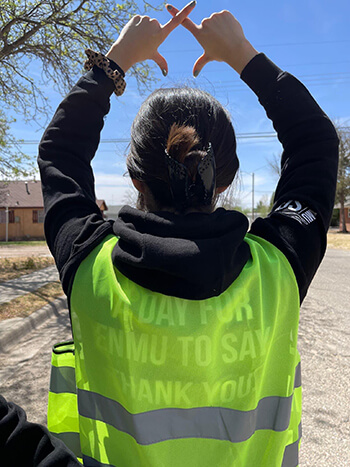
[127,87,239,211]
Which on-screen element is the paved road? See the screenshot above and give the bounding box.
[298,249,350,466]
[0,248,349,465]
[0,266,59,304]
[0,304,72,425]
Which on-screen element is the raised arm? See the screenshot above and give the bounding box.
[38,2,196,296]
[166,6,339,301]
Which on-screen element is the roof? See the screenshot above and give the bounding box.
[0,180,107,211]
[0,181,43,208]
[96,199,108,211]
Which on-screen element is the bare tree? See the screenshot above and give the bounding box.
[335,126,350,233]
[266,152,281,178]
[122,187,138,208]
[0,0,160,176]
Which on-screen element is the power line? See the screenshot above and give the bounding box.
[162,39,350,54]
[125,74,350,94]
[8,133,278,146]
[10,127,350,146]
[203,72,350,86]
[209,79,350,94]
[168,60,350,75]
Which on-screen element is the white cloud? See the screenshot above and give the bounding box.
[240,173,267,187]
[94,173,134,205]
[94,173,130,186]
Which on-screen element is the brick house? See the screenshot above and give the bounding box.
[0,181,107,241]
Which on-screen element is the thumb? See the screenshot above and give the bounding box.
[153,51,168,77]
[193,53,211,77]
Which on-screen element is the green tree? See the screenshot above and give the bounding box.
[336,126,350,233]
[255,195,270,218]
[0,0,160,176]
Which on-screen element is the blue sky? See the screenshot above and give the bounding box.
[10,0,350,208]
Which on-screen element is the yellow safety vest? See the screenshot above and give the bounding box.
[48,233,302,466]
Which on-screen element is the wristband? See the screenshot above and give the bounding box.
[84,49,126,96]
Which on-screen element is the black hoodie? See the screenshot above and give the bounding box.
[0,395,80,467]
[38,53,339,305]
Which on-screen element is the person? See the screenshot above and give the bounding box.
[0,394,80,466]
[38,2,339,466]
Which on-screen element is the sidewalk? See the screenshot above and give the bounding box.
[0,265,64,352]
[0,296,67,353]
[0,266,59,305]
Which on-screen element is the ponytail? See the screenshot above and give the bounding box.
[166,123,206,181]
[165,124,216,212]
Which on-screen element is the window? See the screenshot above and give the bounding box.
[0,210,14,223]
[348,209,350,219]
[33,209,44,223]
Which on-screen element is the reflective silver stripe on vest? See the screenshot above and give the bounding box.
[51,432,82,459]
[282,423,302,467]
[50,366,76,395]
[78,388,294,445]
[78,363,301,446]
[83,455,114,467]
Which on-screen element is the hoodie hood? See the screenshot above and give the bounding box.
[112,206,250,300]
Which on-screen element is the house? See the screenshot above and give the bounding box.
[0,181,107,241]
[333,197,350,231]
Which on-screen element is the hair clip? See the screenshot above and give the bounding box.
[165,143,216,211]
[197,143,216,204]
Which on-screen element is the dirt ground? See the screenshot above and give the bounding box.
[327,232,350,250]
[0,244,52,258]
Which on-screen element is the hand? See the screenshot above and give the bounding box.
[106,1,197,75]
[166,5,258,76]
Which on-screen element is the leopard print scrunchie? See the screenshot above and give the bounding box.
[84,49,126,96]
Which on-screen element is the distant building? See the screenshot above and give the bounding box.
[104,205,124,221]
[0,181,107,241]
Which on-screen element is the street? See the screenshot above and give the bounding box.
[298,249,350,466]
[0,248,349,466]
[0,304,72,425]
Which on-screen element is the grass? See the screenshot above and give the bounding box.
[327,232,350,250]
[0,281,64,321]
[0,241,47,246]
[0,256,55,282]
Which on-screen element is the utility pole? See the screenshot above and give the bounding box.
[5,206,9,243]
[252,172,255,222]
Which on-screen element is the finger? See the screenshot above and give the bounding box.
[193,53,211,77]
[153,51,168,77]
[162,1,197,36]
[165,4,198,35]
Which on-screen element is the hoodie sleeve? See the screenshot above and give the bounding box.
[241,54,339,302]
[38,66,119,296]
[0,395,80,466]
